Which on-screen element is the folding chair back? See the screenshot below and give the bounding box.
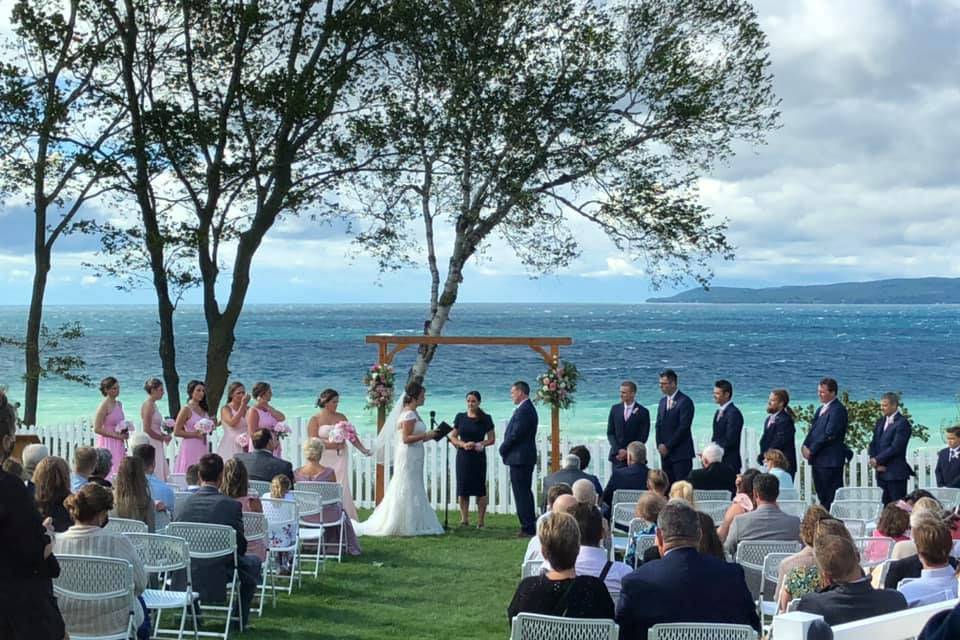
[509,612,618,640]
[735,540,802,600]
[648,623,758,639]
[104,517,148,535]
[830,500,881,521]
[54,554,137,640]
[698,500,731,523]
[694,489,732,501]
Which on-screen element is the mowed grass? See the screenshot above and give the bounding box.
[242,510,526,639]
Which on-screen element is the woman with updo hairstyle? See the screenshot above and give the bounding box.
[218,381,251,459]
[295,437,361,555]
[56,483,149,637]
[33,456,73,532]
[140,377,171,481]
[449,390,495,528]
[246,381,287,459]
[306,387,370,521]
[113,456,155,532]
[93,375,127,478]
[173,379,212,474]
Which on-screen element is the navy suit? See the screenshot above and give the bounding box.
[801,400,849,510]
[711,403,744,472]
[757,410,798,479]
[935,447,960,488]
[655,391,695,485]
[607,402,650,467]
[867,412,913,503]
[615,547,760,640]
[499,399,539,535]
[600,462,650,519]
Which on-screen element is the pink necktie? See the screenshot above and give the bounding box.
[624,406,631,421]
[667,397,674,411]
[884,417,893,431]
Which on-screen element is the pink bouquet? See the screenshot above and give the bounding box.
[195,418,215,434]
[329,421,358,445]
[273,421,292,439]
[117,419,134,435]
[161,417,176,435]
[235,433,251,449]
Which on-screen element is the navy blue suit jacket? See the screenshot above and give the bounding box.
[601,462,650,517]
[802,401,849,468]
[615,547,760,640]
[499,399,538,466]
[655,392,695,461]
[867,413,913,481]
[711,403,744,472]
[607,402,650,462]
[758,411,798,477]
[935,448,960,488]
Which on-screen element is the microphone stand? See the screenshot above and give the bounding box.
[430,410,451,532]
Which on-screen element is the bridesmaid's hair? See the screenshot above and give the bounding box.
[251,382,271,400]
[226,382,245,403]
[143,377,163,394]
[64,483,113,522]
[220,458,249,499]
[466,390,486,418]
[403,381,425,405]
[99,376,119,396]
[316,388,339,408]
[186,379,209,413]
[270,474,291,499]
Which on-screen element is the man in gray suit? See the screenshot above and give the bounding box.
[233,428,294,483]
[540,454,593,513]
[174,453,262,631]
[723,473,801,557]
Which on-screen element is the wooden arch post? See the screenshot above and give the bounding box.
[366,335,572,504]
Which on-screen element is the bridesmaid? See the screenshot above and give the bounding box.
[306,388,371,521]
[140,378,172,481]
[295,438,361,556]
[218,381,250,459]
[93,376,127,479]
[246,382,286,459]
[173,379,210,473]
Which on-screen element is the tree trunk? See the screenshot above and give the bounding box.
[203,323,235,419]
[23,248,50,426]
[409,251,467,381]
[157,297,181,417]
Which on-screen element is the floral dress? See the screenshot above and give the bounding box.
[784,564,822,602]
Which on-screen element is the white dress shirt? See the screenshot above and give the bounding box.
[897,565,959,606]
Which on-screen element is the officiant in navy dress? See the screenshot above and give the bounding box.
[449,391,495,528]
[499,381,539,537]
[655,369,695,485]
[607,381,650,468]
[868,392,913,504]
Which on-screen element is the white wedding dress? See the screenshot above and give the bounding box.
[353,409,443,537]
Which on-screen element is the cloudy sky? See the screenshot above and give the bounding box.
[1,0,958,305]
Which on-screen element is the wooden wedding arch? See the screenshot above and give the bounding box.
[366,335,573,502]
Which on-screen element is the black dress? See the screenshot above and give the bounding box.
[507,575,615,622]
[454,412,494,497]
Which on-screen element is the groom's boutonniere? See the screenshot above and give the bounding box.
[630,407,639,417]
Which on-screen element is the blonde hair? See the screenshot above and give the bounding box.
[303,437,325,462]
[646,469,669,495]
[635,492,667,523]
[669,480,696,507]
[220,458,249,499]
[270,474,291,499]
[537,511,580,571]
[763,448,790,472]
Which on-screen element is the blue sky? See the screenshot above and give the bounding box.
[2,0,959,305]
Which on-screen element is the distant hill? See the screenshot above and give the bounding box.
[646,277,960,304]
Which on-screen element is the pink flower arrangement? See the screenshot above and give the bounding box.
[363,363,396,410]
[235,433,251,449]
[536,358,580,410]
[161,417,176,435]
[117,419,134,435]
[195,418,215,434]
[329,421,358,445]
[273,421,292,439]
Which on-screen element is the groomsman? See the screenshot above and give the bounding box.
[757,389,798,479]
[868,392,913,504]
[607,381,650,468]
[801,378,848,510]
[499,380,539,537]
[655,369,695,485]
[935,426,960,488]
[710,379,743,472]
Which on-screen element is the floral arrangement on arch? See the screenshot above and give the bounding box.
[536,358,580,410]
[363,363,395,410]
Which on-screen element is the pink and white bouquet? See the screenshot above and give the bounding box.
[195,418,215,435]
[161,418,176,435]
[273,421,292,439]
[117,419,134,435]
[235,433,251,449]
[363,363,395,410]
[329,421,358,445]
[536,358,580,410]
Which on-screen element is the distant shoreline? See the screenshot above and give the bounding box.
[647,277,960,304]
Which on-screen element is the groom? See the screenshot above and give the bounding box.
[499,380,538,537]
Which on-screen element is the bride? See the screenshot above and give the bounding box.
[354,381,444,537]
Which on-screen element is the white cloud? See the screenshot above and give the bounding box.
[7,269,30,281]
[80,275,98,286]
[580,258,645,279]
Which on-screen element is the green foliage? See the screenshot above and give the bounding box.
[0,322,92,387]
[794,390,930,452]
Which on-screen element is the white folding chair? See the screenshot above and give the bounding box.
[778,488,799,501]
[777,500,809,518]
[758,552,794,632]
[54,554,137,640]
[248,480,271,497]
[841,518,868,538]
[510,612,618,639]
[168,473,188,490]
[694,489,732,501]
[628,533,657,569]
[735,541,802,601]
[698,500,732,523]
[612,489,646,508]
[290,490,328,576]
[165,522,240,639]
[927,487,960,508]
[261,498,300,595]
[852,535,894,569]
[831,500,881,522]
[835,487,883,503]
[242,512,271,615]
[520,559,544,579]
[124,532,199,640]
[298,482,348,566]
[174,491,195,506]
[105,517,149,535]
[648,622,758,639]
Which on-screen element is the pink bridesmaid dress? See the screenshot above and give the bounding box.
[95,402,127,479]
[314,423,358,520]
[173,409,209,474]
[216,405,248,460]
[147,406,170,481]
[254,407,283,459]
[295,468,361,556]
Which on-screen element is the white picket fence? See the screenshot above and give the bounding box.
[19,419,949,513]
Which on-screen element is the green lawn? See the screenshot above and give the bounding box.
[243,510,526,639]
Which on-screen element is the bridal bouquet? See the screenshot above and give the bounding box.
[329,421,359,446]
[273,421,292,439]
[161,418,176,435]
[536,358,580,410]
[235,433,251,449]
[363,363,395,410]
[195,418,215,435]
[117,419,134,435]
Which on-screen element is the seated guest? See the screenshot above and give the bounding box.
[601,442,650,520]
[668,480,696,507]
[624,492,667,567]
[697,512,725,560]
[175,453,262,630]
[797,534,907,625]
[897,514,959,606]
[525,485,574,562]
[723,473,800,557]
[2,457,26,482]
[32,456,73,532]
[718,469,760,542]
[777,505,832,611]
[543,502,632,608]
[22,443,48,496]
[866,502,910,564]
[686,443,736,497]
[87,448,113,487]
[782,519,854,607]
[507,512,615,622]
[570,445,604,497]
[55,483,149,639]
[541,454,594,512]
[934,426,960,488]
[295,437,361,556]
[113,456,155,532]
[220,458,265,563]
[646,469,669,497]
[573,478,599,506]
[71,446,98,491]
[919,600,960,640]
[233,428,294,483]
[892,498,944,559]
[763,449,794,490]
[185,463,201,492]
[131,444,175,518]
[884,553,958,590]
[616,500,760,639]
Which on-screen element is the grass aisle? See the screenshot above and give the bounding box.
[244,511,526,639]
